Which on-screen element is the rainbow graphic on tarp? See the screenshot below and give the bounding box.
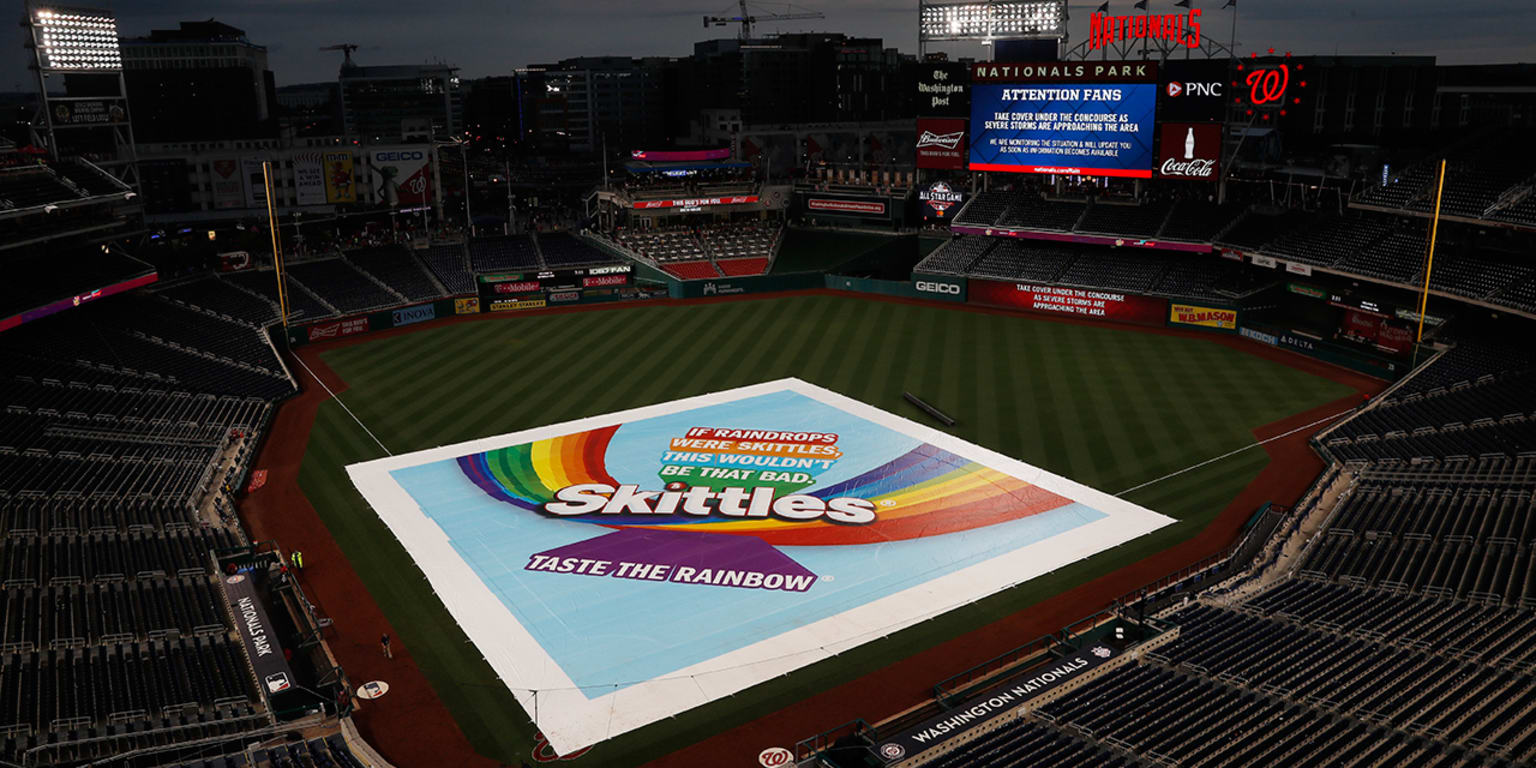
[456,424,1074,546]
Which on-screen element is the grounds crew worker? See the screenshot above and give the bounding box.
[290,550,304,571]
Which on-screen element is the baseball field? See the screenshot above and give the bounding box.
[246,290,1373,767]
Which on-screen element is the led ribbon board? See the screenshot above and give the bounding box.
[348,379,1173,754]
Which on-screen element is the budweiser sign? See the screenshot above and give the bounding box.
[1157,123,1221,182]
[916,118,967,170]
[917,130,963,150]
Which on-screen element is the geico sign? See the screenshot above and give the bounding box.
[374,151,425,161]
[915,281,961,295]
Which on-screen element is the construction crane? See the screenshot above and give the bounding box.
[703,1,823,40]
[319,43,360,70]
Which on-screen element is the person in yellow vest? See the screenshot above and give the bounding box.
[290,550,304,571]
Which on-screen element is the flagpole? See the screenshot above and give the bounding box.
[1229,0,1238,59]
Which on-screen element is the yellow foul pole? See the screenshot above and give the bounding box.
[1416,158,1447,344]
[262,161,290,327]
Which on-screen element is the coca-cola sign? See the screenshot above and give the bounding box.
[1156,123,1221,182]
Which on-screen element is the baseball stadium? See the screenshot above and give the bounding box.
[2,2,1535,768]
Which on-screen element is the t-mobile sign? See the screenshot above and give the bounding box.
[1157,122,1221,181]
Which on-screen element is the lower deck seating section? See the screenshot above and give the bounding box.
[420,243,475,295]
[659,261,721,280]
[167,734,367,768]
[285,258,398,314]
[468,234,540,272]
[538,232,612,267]
[1297,472,1535,604]
[906,342,1536,768]
[715,258,769,276]
[967,241,1077,284]
[913,237,994,275]
[911,718,1130,768]
[0,304,293,401]
[346,245,442,302]
[615,229,704,262]
[0,274,324,765]
[156,278,278,328]
[221,269,333,322]
[1056,249,1168,293]
[698,222,778,262]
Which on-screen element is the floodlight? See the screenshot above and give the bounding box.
[30,7,122,71]
[919,0,1066,43]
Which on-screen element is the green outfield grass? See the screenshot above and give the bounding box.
[295,293,1355,766]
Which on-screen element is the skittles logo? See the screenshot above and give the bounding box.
[456,421,1074,547]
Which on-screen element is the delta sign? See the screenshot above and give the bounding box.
[348,380,1172,755]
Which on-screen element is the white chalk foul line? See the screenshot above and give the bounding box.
[1115,408,1355,498]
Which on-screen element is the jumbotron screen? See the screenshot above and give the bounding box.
[968,62,1158,178]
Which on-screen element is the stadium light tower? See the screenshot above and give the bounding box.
[23,4,138,186]
[918,0,1067,55]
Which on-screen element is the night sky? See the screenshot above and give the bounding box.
[5,0,1533,91]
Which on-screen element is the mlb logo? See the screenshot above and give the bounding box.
[265,672,292,693]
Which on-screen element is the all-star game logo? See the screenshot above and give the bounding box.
[1234,49,1308,121]
[920,181,964,219]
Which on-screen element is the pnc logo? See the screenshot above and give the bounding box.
[915,281,961,295]
[1166,81,1221,98]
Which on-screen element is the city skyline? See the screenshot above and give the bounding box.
[4,0,1534,92]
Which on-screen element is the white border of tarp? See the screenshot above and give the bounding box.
[346,378,1174,755]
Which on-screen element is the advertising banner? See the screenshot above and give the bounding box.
[918,61,970,117]
[876,644,1121,762]
[970,279,1168,325]
[632,195,758,210]
[323,151,357,203]
[630,148,731,162]
[1156,123,1221,181]
[221,573,297,698]
[1285,262,1313,276]
[911,274,967,302]
[969,82,1157,177]
[1341,310,1413,356]
[51,99,127,126]
[242,157,268,209]
[582,274,628,288]
[454,297,480,314]
[211,159,244,209]
[391,304,436,327]
[1158,60,1229,122]
[1169,303,1238,330]
[345,379,1172,755]
[218,251,251,272]
[294,152,326,206]
[1250,255,1277,268]
[548,290,582,304]
[306,316,369,342]
[808,198,887,216]
[919,181,965,220]
[916,118,968,170]
[669,272,824,298]
[368,147,432,208]
[494,281,543,294]
[490,298,548,312]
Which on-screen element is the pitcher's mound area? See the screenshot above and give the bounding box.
[347,379,1173,754]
